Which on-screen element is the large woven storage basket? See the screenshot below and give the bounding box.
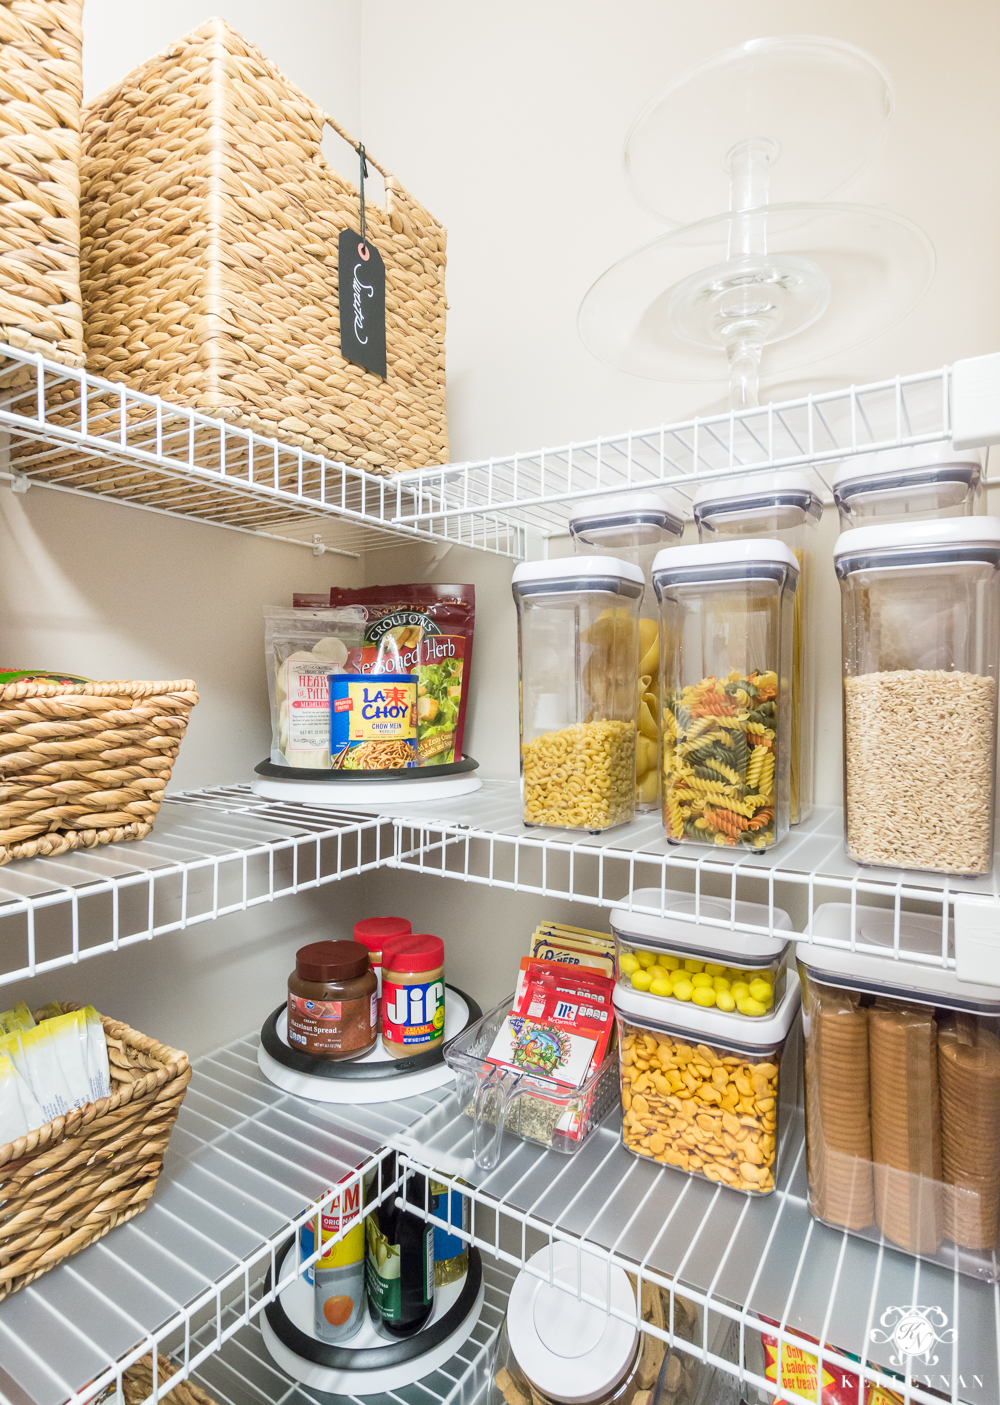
[0,0,84,369]
[0,1002,191,1300]
[117,1354,218,1405]
[0,678,198,865]
[78,18,448,476]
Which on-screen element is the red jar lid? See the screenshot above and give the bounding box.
[382,932,444,974]
[354,917,412,956]
[296,940,370,982]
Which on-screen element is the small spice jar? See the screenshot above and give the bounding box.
[382,933,446,1058]
[354,916,412,1013]
[287,940,377,1060]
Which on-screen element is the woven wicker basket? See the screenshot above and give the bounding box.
[0,0,84,368]
[78,18,448,477]
[0,678,198,865]
[118,1355,218,1405]
[0,1003,191,1300]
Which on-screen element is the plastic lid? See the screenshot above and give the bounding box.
[512,556,645,594]
[833,515,1000,562]
[832,443,982,494]
[799,904,1000,1011]
[382,932,445,974]
[568,491,685,538]
[693,471,821,525]
[652,537,801,581]
[354,917,412,957]
[614,968,801,1047]
[507,1244,638,1404]
[295,940,370,983]
[610,890,793,962]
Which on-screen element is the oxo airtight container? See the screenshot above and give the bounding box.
[694,473,819,824]
[800,903,1000,1282]
[569,492,684,812]
[832,443,984,528]
[610,890,793,1019]
[652,540,799,851]
[834,518,1000,875]
[512,558,643,832]
[615,972,801,1195]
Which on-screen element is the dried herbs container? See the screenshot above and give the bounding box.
[834,518,1000,875]
[0,1004,190,1300]
[801,903,1000,1282]
[0,0,85,370]
[78,19,447,476]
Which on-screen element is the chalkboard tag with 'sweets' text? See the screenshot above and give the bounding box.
[338,143,386,378]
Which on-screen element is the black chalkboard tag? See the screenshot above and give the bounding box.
[339,229,387,379]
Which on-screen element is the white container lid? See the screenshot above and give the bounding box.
[799,903,1000,1012]
[512,556,645,595]
[569,491,685,537]
[832,443,982,494]
[833,515,1000,562]
[693,471,821,525]
[609,889,793,963]
[614,968,801,1047]
[507,1243,638,1404]
[652,537,800,581]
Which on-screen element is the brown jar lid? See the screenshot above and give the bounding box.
[295,940,370,982]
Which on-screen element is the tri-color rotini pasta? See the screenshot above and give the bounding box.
[662,669,778,848]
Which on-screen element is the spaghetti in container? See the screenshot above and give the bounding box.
[329,674,418,770]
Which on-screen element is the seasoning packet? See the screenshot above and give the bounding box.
[264,606,366,768]
[0,1052,46,1144]
[0,1006,110,1126]
[0,1001,35,1034]
[490,962,616,1089]
[528,922,616,977]
[296,585,476,766]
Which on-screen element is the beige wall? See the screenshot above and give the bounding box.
[0,1,995,1055]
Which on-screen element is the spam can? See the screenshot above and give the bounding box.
[330,674,418,770]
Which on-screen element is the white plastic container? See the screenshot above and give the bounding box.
[834,517,1000,875]
[832,443,984,528]
[615,971,801,1195]
[569,492,684,812]
[693,473,820,823]
[652,540,799,851]
[512,558,643,832]
[800,903,1000,1282]
[610,890,793,1020]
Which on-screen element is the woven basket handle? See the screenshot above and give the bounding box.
[321,112,394,187]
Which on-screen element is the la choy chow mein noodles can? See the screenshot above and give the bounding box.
[329,675,418,770]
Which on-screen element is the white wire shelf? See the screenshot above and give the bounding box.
[0,344,522,558]
[392,364,957,541]
[0,787,392,988]
[387,781,999,973]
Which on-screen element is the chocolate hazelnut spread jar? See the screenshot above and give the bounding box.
[287,940,377,1060]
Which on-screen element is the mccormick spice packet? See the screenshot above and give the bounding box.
[296,584,475,766]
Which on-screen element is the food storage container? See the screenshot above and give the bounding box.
[569,494,684,812]
[652,541,799,851]
[445,993,620,1169]
[800,902,1000,1282]
[834,518,1000,875]
[615,972,800,1194]
[512,558,643,831]
[488,1243,701,1405]
[610,890,793,1019]
[693,474,820,824]
[832,444,984,528]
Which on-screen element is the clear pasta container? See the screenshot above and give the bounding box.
[614,972,801,1195]
[834,518,1000,875]
[570,493,685,813]
[610,889,792,1019]
[445,993,621,1170]
[832,443,984,528]
[512,558,643,831]
[652,540,799,851]
[693,473,820,824]
[800,903,1000,1282]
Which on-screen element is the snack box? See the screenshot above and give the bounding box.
[799,902,1000,1282]
[610,890,793,1018]
[614,971,801,1195]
